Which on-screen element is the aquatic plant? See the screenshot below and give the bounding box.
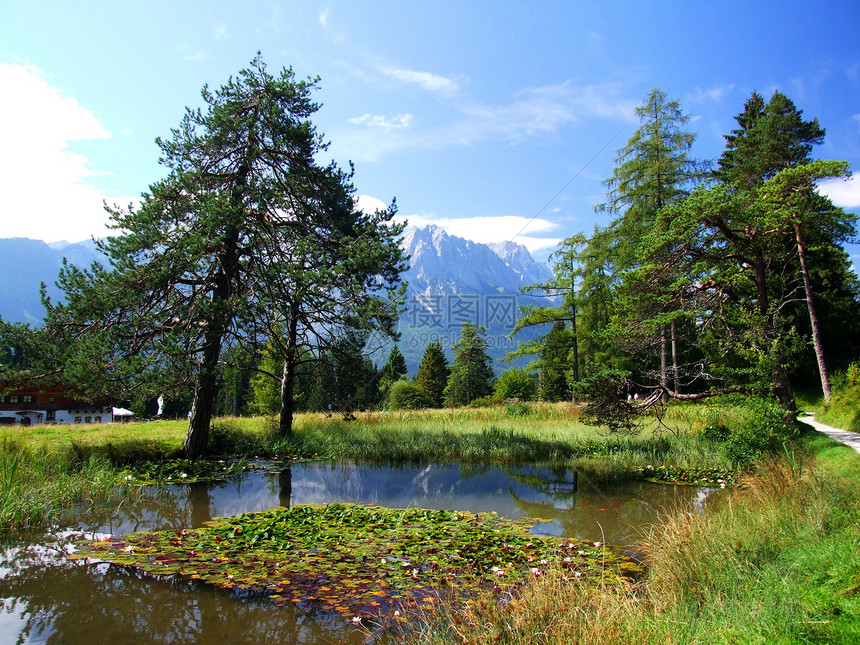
[69,503,641,622]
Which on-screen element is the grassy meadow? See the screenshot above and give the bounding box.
[0,402,729,531]
[1,398,858,643]
[395,426,860,644]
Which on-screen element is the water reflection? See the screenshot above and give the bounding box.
[0,462,717,644]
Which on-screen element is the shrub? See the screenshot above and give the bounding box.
[706,398,796,465]
[494,368,537,401]
[504,400,532,417]
[388,379,433,410]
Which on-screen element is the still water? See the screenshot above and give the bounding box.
[0,462,716,644]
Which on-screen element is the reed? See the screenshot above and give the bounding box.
[0,438,129,532]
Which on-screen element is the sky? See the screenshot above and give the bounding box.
[1,1,859,265]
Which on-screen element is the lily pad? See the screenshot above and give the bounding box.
[70,503,640,621]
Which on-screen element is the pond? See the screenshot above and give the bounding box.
[0,461,717,644]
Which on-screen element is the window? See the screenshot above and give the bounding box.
[49,397,55,403]
[9,395,18,403]
[23,395,33,404]
[74,416,82,424]
[94,416,102,423]
[0,396,5,403]
[85,416,92,423]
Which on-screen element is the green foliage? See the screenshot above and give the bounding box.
[306,331,380,413]
[415,341,449,407]
[504,401,532,417]
[387,378,432,410]
[71,503,638,621]
[579,373,648,435]
[703,397,797,465]
[494,368,536,401]
[445,323,495,407]
[817,361,860,431]
[379,344,408,395]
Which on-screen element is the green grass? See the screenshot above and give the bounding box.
[0,402,730,532]
[0,438,132,532]
[392,422,860,644]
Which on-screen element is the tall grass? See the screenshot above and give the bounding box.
[390,431,860,644]
[0,439,129,532]
[207,405,728,472]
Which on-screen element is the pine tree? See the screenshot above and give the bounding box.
[42,55,405,457]
[713,91,851,401]
[379,344,408,395]
[415,341,449,408]
[445,323,494,406]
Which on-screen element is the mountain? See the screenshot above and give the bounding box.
[0,229,554,371]
[486,240,554,287]
[394,225,554,372]
[0,238,103,325]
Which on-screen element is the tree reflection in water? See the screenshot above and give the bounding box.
[0,461,717,643]
[0,536,363,644]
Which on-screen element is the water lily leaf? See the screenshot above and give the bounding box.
[69,503,637,621]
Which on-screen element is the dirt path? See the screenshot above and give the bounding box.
[798,414,860,455]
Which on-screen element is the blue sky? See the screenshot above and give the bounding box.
[2,1,859,264]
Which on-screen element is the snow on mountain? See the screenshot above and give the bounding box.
[396,225,553,370]
[486,240,554,286]
[401,224,547,296]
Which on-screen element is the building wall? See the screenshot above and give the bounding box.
[0,384,114,424]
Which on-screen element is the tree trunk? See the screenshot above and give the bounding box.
[570,301,579,404]
[183,330,222,459]
[278,303,300,435]
[278,357,296,435]
[772,363,798,425]
[660,325,668,388]
[671,321,679,393]
[794,222,832,401]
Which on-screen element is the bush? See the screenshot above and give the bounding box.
[705,398,796,465]
[494,368,537,401]
[468,395,501,408]
[504,400,532,417]
[387,379,433,410]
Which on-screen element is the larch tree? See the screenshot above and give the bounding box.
[593,88,709,389]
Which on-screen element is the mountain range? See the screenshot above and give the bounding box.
[0,225,555,370]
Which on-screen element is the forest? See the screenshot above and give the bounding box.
[1,68,858,462]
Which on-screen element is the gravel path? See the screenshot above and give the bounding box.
[798,414,860,455]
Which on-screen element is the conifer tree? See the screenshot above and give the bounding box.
[42,55,405,457]
[445,323,494,406]
[379,344,408,394]
[415,340,449,407]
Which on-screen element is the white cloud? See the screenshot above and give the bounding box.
[349,113,413,130]
[213,24,230,41]
[333,81,634,162]
[319,8,330,28]
[395,213,562,253]
[355,194,388,214]
[687,84,735,104]
[818,175,860,209]
[182,51,207,62]
[0,62,117,242]
[380,66,459,94]
[852,114,860,131]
